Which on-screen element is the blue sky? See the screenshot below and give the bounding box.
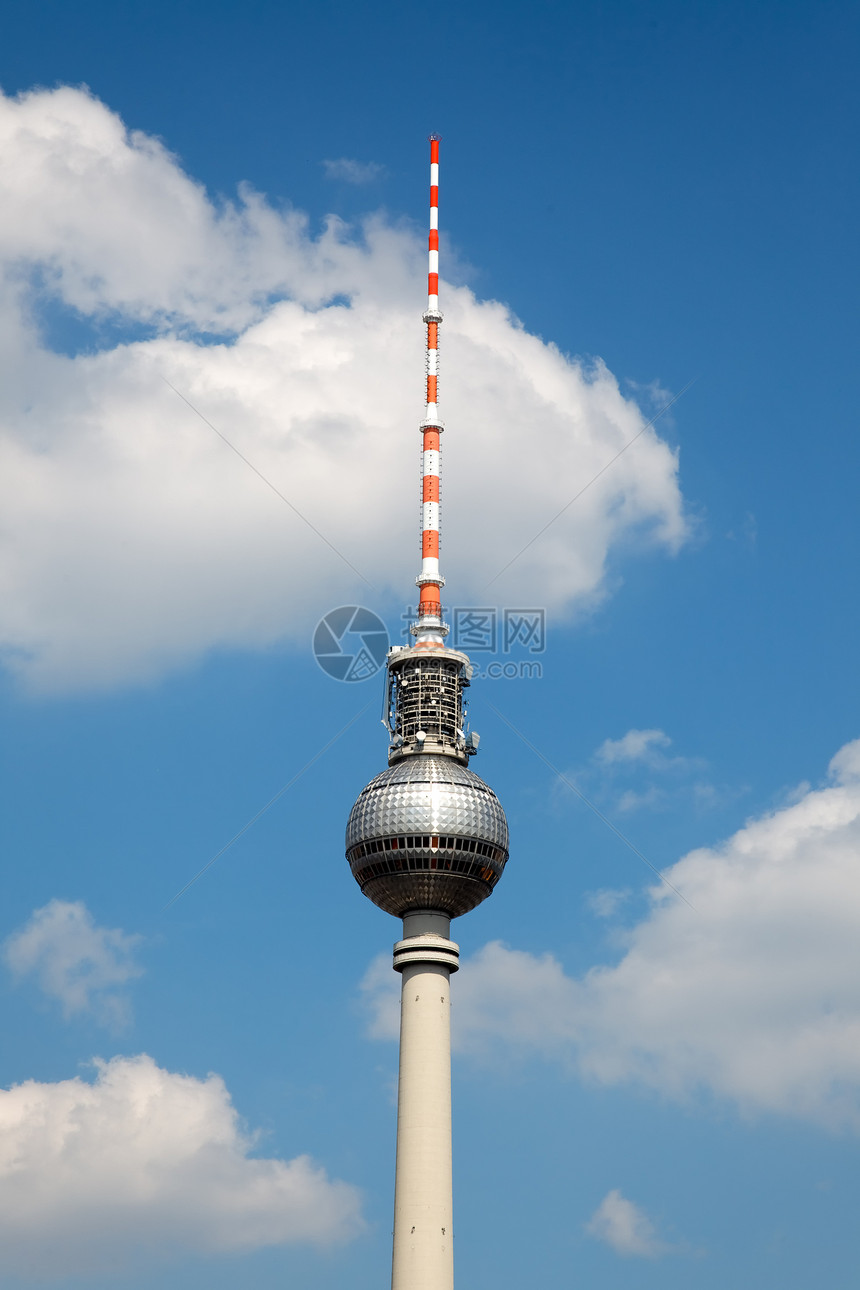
[0,1,859,1286]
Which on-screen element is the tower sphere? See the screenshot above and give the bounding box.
[346,754,509,918]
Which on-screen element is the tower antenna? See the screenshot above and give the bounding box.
[414,133,446,647]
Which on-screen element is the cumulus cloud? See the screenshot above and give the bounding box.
[585,727,724,814]
[596,728,672,764]
[4,899,143,1026]
[586,1189,670,1257]
[363,738,860,1129]
[0,84,685,692]
[322,157,386,184]
[360,951,400,1040]
[585,887,632,918]
[615,786,665,812]
[0,1054,362,1278]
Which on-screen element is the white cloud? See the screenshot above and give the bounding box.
[363,738,860,1129]
[585,887,631,918]
[360,951,400,1040]
[0,1054,362,1278]
[596,728,672,764]
[587,727,724,814]
[615,785,666,813]
[322,157,386,184]
[586,1189,670,1257]
[4,900,143,1026]
[0,85,686,692]
[726,510,757,546]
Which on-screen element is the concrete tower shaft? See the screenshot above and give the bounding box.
[391,910,458,1290]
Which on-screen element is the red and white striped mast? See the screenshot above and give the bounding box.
[414,134,446,648]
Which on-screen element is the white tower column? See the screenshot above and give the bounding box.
[391,910,460,1290]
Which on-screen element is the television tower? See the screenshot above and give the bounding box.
[346,138,510,1290]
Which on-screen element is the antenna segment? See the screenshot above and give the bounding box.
[415,135,446,647]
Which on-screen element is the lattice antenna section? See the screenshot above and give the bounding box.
[386,650,475,762]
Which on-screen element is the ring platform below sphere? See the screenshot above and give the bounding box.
[346,755,509,918]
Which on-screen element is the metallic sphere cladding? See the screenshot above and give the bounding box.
[346,755,509,918]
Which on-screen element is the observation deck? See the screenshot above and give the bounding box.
[346,754,509,918]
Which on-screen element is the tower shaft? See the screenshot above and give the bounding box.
[391,911,459,1290]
